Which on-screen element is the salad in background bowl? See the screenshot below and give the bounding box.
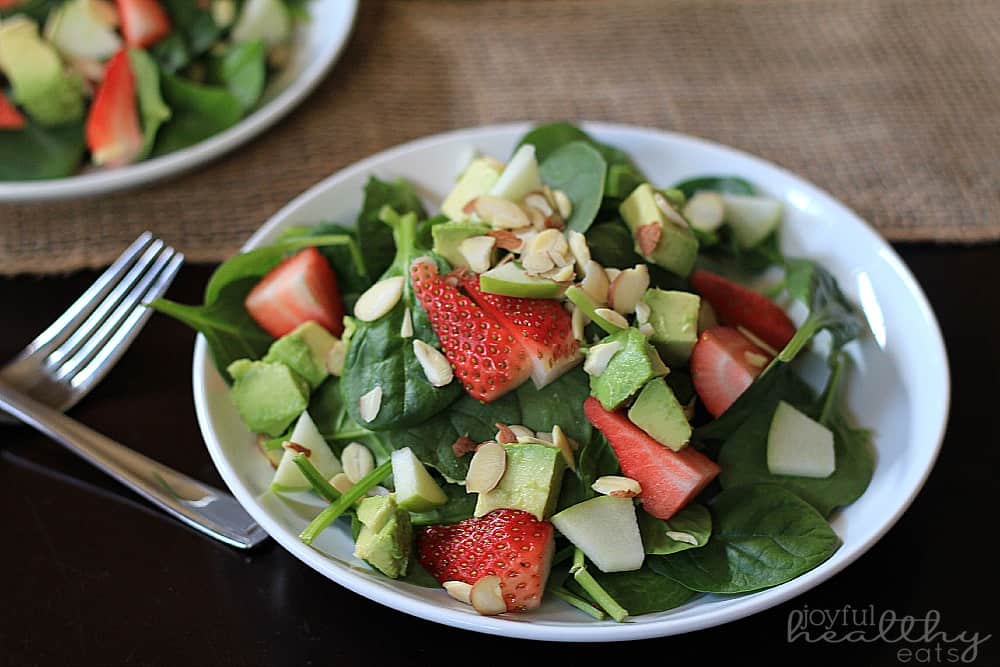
[162,122,947,640]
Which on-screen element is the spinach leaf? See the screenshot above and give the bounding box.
[539,141,606,233]
[357,177,427,280]
[0,120,84,180]
[151,0,221,71]
[0,0,58,21]
[779,258,865,359]
[128,49,171,159]
[639,503,711,555]
[557,431,619,511]
[340,209,461,431]
[516,367,592,445]
[278,223,372,310]
[517,122,591,161]
[567,565,696,616]
[208,40,266,112]
[305,377,392,462]
[153,74,243,155]
[409,483,476,526]
[585,221,641,269]
[673,176,756,200]
[649,484,841,593]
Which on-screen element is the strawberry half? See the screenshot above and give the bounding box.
[244,247,345,338]
[0,90,26,130]
[86,50,143,167]
[690,326,772,417]
[115,0,171,48]
[410,259,531,402]
[459,272,581,388]
[690,269,796,351]
[417,509,555,612]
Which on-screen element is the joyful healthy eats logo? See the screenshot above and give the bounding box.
[787,605,991,663]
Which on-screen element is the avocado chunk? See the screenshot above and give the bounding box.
[589,327,668,410]
[227,359,309,436]
[262,321,337,389]
[619,183,698,277]
[353,494,412,579]
[431,220,492,268]
[0,17,84,126]
[628,377,691,451]
[642,288,701,365]
[474,443,566,520]
[441,156,503,221]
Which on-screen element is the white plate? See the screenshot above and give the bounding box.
[0,0,357,202]
[191,122,949,642]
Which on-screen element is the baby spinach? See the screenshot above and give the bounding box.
[208,40,266,112]
[128,49,171,159]
[279,223,372,310]
[557,431,619,511]
[357,177,427,280]
[585,221,642,269]
[673,175,756,200]
[779,258,865,359]
[340,209,461,432]
[304,377,393,462]
[516,367,592,445]
[151,0,221,72]
[639,503,712,555]
[153,74,243,155]
[650,484,841,593]
[568,565,696,616]
[0,120,85,181]
[409,483,476,526]
[539,141,607,233]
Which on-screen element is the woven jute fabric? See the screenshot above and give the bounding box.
[2,0,998,275]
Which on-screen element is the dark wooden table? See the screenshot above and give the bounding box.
[1,245,996,667]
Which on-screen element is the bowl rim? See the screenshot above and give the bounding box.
[192,121,950,642]
[0,0,359,203]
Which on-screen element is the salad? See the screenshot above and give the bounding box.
[154,122,874,622]
[0,0,301,180]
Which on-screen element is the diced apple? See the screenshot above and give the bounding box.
[271,411,342,492]
[489,144,542,202]
[551,495,644,573]
[766,401,836,478]
[721,194,783,249]
[479,262,566,299]
[391,447,448,512]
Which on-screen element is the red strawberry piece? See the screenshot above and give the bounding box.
[0,90,26,130]
[115,0,171,48]
[410,259,532,402]
[459,272,581,388]
[584,397,720,520]
[244,247,345,338]
[636,222,661,257]
[690,269,796,351]
[85,50,143,167]
[690,326,772,417]
[417,508,555,612]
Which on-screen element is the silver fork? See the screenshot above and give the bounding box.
[0,233,268,549]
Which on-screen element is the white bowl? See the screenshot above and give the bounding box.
[0,0,357,202]
[192,122,949,642]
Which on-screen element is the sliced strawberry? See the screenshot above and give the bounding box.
[690,269,796,351]
[116,0,171,48]
[244,247,345,338]
[584,397,720,520]
[0,91,26,130]
[417,509,554,612]
[85,50,143,167]
[458,272,581,388]
[410,259,531,402]
[690,326,772,417]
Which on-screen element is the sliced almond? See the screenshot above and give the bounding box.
[358,386,383,423]
[465,441,506,494]
[487,229,524,252]
[443,581,473,605]
[654,191,689,228]
[608,264,650,315]
[635,300,652,325]
[330,472,354,495]
[736,325,779,356]
[604,267,622,282]
[566,230,591,274]
[591,475,642,498]
[553,189,573,220]
[571,305,589,341]
[521,229,560,273]
[580,260,610,306]
[638,322,656,337]
[354,276,405,322]
[496,424,534,442]
[495,423,518,444]
[326,339,347,376]
[523,192,554,217]
[342,442,375,483]
[665,531,699,545]
[470,575,506,615]
[744,350,769,369]
[552,425,577,471]
[583,340,623,376]
[594,308,629,330]
[542,263,575,283]
[474,195,531,230]
[412,339,454,387]
[683,191,726,232]
[400,307,414,338]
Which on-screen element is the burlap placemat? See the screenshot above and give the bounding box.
[2,0,998,275]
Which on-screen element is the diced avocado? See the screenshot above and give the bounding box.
[619,183,698,277]
[551,495,644,573]
[431,220,492,267]
[721,193,783,249]
[440,157,503,221]
[44,0,122,61]
[353,494,412,579]
[628,377,691,451]
[474,443,566,520]
[767,401,836,478]
[227,359,309,436]
[589,328,667,410]
[642,288,701,366]
[231,0,290,46]
[0,17,84,126]
[391,447,448,512]
[271,410,343,492]
[263,321,337,389]
[479,262,566,299]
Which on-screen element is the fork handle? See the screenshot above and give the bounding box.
[0,379,268,549]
